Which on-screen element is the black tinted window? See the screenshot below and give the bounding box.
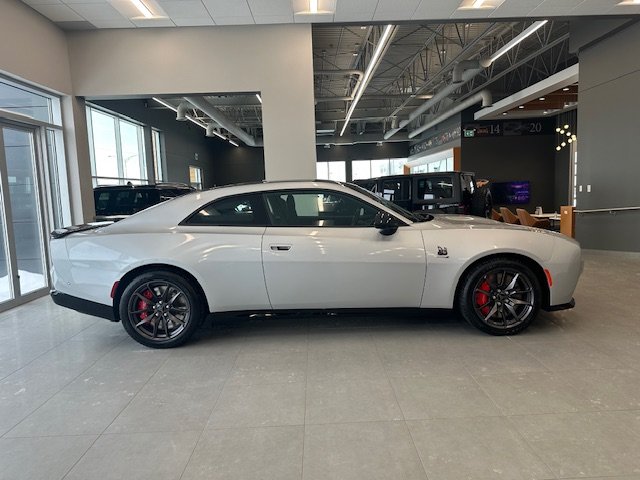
[186,194,265,226]
[416,176,454,200]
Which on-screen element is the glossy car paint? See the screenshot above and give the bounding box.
[50,181,581,316]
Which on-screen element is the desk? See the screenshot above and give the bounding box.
[532,213,561,221]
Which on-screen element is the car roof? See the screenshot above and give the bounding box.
[94,183,193,191]
[103,179,405,233]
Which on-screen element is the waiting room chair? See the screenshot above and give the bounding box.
[516,208,551,229]
[491,209,503,222]
[500,207,520,225]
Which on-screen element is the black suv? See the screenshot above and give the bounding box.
[353,171,492,218]
[94,183,195,221]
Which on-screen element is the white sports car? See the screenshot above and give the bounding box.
[50,180,582,348]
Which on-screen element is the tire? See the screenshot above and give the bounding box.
[471,188,492,218]
[119,271,204,348]
[457,258,541,335]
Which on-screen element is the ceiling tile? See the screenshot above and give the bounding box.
[68,2,125,20]
[294,12,334,22]
[528,0,584,16]
[156,0,209,18]
[173,17,215,26]
[213,15,255,24]
[62,0,108,4]
[412,0,459,20]
[21,0,64,5]
[571,0,619,15]
[373,0,421,21]
[450,7,493,18]
[89,17,135,27]
[247,0,292,16]
[202,0,250,16]
[130,16,176,26]
[490,0,543,17]
[254,14,294,24]
[334,0,377,21]
[30,3,84,20]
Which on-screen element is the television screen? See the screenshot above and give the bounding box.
[492,181,530,205]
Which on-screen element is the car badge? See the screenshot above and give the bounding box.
[437,246,448,257]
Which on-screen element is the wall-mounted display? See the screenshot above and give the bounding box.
[492,181,531,205]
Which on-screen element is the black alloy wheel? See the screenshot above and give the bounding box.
[120,271,204,348]
[458,258,541,335]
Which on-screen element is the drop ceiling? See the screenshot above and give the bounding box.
[19,0,640,30]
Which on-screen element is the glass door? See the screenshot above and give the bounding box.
[0,123,48,308]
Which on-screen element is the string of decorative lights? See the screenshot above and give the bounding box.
[555,124,577,151]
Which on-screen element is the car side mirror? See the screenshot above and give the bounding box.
[374,210,399,236]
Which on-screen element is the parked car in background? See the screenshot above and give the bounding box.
[353,171,492,218]
[51,180,581,348]
[93,183,195,221]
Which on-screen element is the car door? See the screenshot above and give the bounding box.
[176,192,271,311]
[261,189,426,310]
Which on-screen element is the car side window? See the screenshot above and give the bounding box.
[264,190,379,227]
[184,194,266,226]
[416,176,454,200]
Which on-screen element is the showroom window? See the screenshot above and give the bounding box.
[411,156,453,173]
[189,166,203,190]
[316,161,346,182]
[351,158,406,180]
[87,106,148,186]
[264,190,378,227]
[185,194,266,226]
[152,129,164,183]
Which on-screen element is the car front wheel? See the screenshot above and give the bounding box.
[457,258,541,335]
[119,271,204,348]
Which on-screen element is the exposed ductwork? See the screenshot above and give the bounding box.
[407,90,493,139]
[385,21,550,141]
[176,102,189,121]
[184,96,260,147]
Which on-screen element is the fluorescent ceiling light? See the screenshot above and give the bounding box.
[228,139,239,147]
[256,93,262,104]
[293,0,335,15]
[458,0,503,9]
[152,97,177,112]
[617,0,640,4]
[130,0,153,18]
[489,20,548,63]
[340,24,395,136]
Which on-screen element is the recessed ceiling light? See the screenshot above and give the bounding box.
[502,112,507,115]
[539,97,546,101]
[130,0,153,18]
[617,0,640,5]
[360,26,367,30]
[562,87,570,91]
[518,105,524,109]
[458,0,502,9]
[352,52,358,56]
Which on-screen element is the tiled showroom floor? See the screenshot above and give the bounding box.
[1,250,640,480]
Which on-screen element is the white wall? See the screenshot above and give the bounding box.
[66,24,317,181]
[0,0,71,94]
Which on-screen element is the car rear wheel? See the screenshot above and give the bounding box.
[457,258,540,335]
[119,271,204,348]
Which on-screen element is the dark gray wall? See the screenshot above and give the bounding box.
[554,146,571,209]
[461,134,557,213]
[575,22,640,251]
[316,142,409,162]
[93,99,225,188]
[212,145,265,186]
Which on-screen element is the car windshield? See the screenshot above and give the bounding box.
[344,183,431,222]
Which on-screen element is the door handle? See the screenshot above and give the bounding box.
[270,244,292,251]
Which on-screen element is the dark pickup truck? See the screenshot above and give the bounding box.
[353,171,492,218]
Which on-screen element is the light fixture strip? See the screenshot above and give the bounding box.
[228,139,239,147]
[310,0,318,14]
[340,24,395,136]
[472,0,485,8]
[130,0,154,18]
[256,93,262,104]
[489,20,548,63]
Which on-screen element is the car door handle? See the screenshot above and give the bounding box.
[270,244,292,251]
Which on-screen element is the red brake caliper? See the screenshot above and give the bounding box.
[137,290,154,321]
[475,281,491,316]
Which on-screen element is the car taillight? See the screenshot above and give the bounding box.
[110,281,119,298]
